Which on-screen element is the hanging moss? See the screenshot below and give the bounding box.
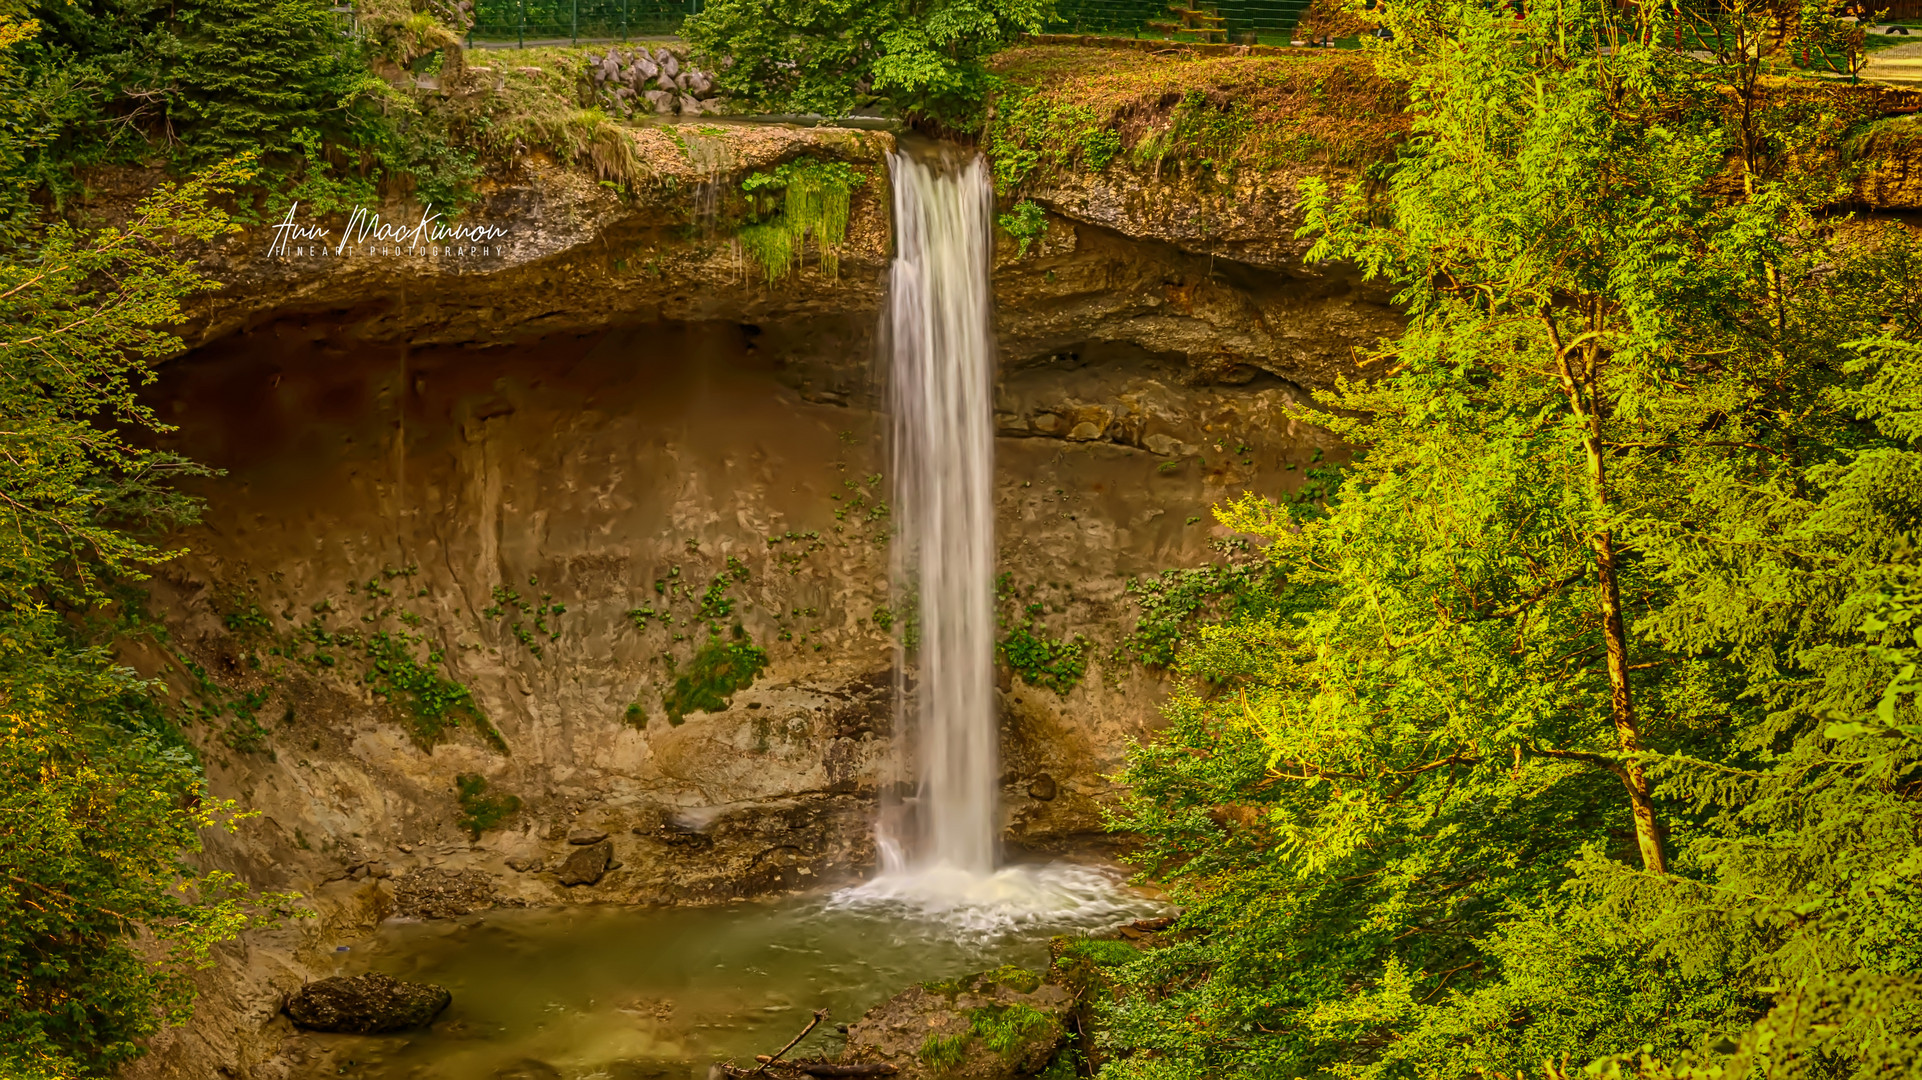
[737,159,868,283]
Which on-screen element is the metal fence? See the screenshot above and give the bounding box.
[1046,0,1317,42]
[468,0,701,44]
[465,0,1315,46]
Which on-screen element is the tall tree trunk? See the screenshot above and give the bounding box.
[1561,340,1669,875]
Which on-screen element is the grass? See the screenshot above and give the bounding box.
[919,1032,971,1072]
[969,1003,1055,1055]
[982,45,1409,190]
[442,45,651,188]
[1060,938,1143,967]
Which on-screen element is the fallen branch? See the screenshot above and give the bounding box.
[750,1009,829,1077]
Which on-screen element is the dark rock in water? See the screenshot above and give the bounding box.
[557,838,613,885]
[286,972,450,1033]
[493,1060,563,1080]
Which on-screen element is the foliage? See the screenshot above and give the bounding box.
[453,773,520,839]
[1097,1,1922,1078]
[661,634,769,725]
[483,580,566,661]
[432,45,648,190]
[0,619,297,1080]
[363,630,499,750]
[996,575,1088,693]
[0,17,51,244]
[0,95,291,1072]
[997,198,1047,256]
[295,618,502,751]
[1118,562,1274,668]
[0,161,242,605]
[738,158,869,283]
[999,624,1088,694]
[683,0,1051,122]
[151,0,387,168]
[1059,937,1141,968]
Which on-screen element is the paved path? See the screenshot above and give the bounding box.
[1862,40,1922,85]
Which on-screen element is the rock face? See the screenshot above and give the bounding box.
[285,973,451,1034]
[840,967,1072,1080]
[556,840,613,886]
[117,102,1378,1080]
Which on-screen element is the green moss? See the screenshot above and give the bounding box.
[662,635,769,724]
[623,701,648,728]
[978,963,1045,994]
[454,773,521,839]
[919,1032,971,1072]
[736,159,869,282]
[923,975,968,998]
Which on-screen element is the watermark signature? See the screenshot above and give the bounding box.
[268,201,513,261]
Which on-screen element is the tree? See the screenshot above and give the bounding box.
[1096,1,1922,1076]
[682,0,1053,122]
[0,21,292,1078]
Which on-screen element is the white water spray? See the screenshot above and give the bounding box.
[830,147,1155,936]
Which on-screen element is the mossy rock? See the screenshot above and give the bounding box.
[842,965,1069,1080]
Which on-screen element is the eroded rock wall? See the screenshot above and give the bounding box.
[121,113,1384,1080]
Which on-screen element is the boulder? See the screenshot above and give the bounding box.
[839,966,1070,1080]
[556,839,613,885]
[660,51,681,78]
[655,73,681,93]
[684,70,712,96]
[567,826,609,845]
[643,90,677,114]
[286,972,451,1034]
[679,95,705,117]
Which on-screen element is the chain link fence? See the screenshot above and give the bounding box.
[1046,0,1316,42]
[468,0,701,44]
[464,0,1313,47]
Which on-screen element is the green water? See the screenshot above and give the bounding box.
[291,884,1142,1080]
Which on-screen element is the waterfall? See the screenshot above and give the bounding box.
[884,149,998,877]
[829,145,1149,936]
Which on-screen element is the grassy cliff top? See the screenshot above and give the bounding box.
[982,45,1410,189]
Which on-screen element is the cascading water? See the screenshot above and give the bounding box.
[883,148,999,877]
[830,146,1153,936]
